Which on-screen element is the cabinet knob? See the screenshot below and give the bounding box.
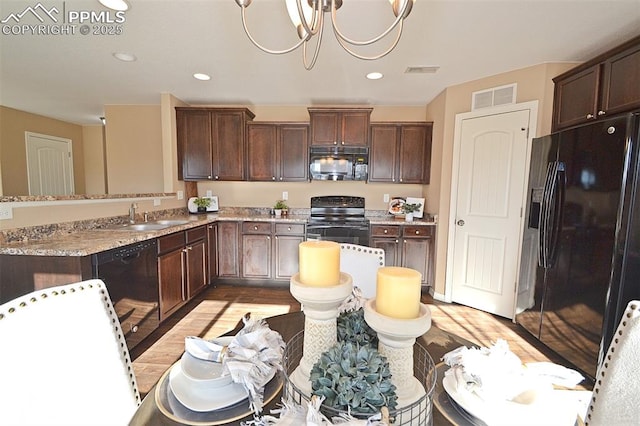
[272,176,276,180]
[254,226,258,230]
[267,236,270,240]
[333,141,337,145]
[395,239,399,244]
[215,175,220,180]
[383,229,388,234]
[415,230,420,235]
[341,141,345,145]
[400,178,403,182]
[279,177,283,181]
[131,325,139,333]
[598,110,606,116]
[207,175,212,179]
[586,113,595,119]
[287,227,292,231]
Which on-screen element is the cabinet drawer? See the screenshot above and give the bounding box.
[186,226,206,243]
[275,223,305,235]
[371,225,401,237]
[402,226,433,238]
[158,232,186,254]
[242,222,273,234]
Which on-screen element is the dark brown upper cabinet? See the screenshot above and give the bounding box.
[552,36,640,131]
[308,107,372,147]
[246,122,309,182]
[369,122,433,184]
[176,107,255,181]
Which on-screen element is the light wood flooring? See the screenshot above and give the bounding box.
[131,284,591,398]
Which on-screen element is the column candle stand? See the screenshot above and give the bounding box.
[364,298,432,409]
[288,272,353,396]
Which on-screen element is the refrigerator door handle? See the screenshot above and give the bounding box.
[539,162,556,268]
[547,162,566,268]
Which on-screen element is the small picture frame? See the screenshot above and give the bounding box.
[405,197,425,218]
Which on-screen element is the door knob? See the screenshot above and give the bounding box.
[456,219,465,226]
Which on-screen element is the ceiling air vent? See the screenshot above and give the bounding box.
[472,83,517,110]
[405,66,439,74]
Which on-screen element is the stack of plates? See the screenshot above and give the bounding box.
[441,367,580,425]
[169,336,248,412]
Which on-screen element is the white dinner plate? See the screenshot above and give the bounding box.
[442,369,577,425]
[168,362,248,412]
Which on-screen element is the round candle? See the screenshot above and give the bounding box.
[375,266,422,319]
[298,241,341,287]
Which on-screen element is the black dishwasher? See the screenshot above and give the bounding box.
[92,239,159,349]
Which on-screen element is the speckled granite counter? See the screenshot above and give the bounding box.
[0,213,309,257]
[0,210,434,257]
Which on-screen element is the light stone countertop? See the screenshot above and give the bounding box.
[0,213,434,257]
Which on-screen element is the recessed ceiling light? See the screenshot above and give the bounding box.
[113,52,137,62]
[193,73,211,81]
[366,72,384,80]
[99,0,129,11]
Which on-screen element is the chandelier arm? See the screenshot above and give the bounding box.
[302,8,324,70]
[239,6,306,55]
[297,0,321,38]
[333,19,404,60]
[330,0,409,46]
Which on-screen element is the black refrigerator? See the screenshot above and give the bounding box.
[516,112,640,380]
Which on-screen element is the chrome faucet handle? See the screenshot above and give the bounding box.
[129,203,138,224]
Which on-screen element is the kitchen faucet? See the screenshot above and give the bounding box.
[129,203,138,224]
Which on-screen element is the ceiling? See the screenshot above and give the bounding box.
[1,0,639,125]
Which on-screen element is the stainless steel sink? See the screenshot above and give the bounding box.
[101,223,170,231]
[153,219,191,226]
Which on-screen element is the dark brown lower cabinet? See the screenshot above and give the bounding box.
[158,226,208,321]
[371,224,434,287]
[242,222,273,279]
[217,221,240,278]
[274,223,305,280]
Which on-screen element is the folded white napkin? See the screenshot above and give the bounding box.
[185,316,285,414]
[241,396,387,426]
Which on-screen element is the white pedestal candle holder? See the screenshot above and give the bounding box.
[364,298,432,409]
[289,272,353,396]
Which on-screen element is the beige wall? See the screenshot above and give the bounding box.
[0,106,86,195]
[104,105,164,194]
[82,125,106,195]
[424,62,577,297]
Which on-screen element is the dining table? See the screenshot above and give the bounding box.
[129,310,477,426]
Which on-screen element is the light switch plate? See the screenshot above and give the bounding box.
[383,194,390,203]
[282,191,288,200]
[177,190,184,200]
[153,198,161,206]
[0,204,13,220]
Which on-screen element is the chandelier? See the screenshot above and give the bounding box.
[234,0,416,70]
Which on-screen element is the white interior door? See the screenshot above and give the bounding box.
[448,107,533,319]
[25,132,74,196]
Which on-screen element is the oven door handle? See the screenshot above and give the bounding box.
[306,232,321,241]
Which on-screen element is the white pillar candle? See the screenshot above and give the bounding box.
[376,266,422,319]
[298,241,340,287]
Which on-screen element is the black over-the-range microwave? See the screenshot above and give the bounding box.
[309,146,369,181]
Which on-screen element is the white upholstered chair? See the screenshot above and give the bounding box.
[339,243,385,299]
[0,279,141,425]
[584,300,640,425]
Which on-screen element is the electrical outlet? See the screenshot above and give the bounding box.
[153,198,161,206]
[177,190,184,200]
[0,204,13,220]
[206,190,212,197]
[282,191,288,200]
[383,194,390,203]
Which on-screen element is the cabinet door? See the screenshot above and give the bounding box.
[177,110,213,180]
[212,112,246,180]
[371,238,400,267]
[242,234,272,279]
[274,235,304,280]
[552,65,601,130]
[158,249,185,321]
[279,124,309,181]
[207,224,217,284]
[217,222,240,278]
[310,111,339,146]
[402,238,431,286]
[186,239,207,298]
[369,125,398,182]
[601,43,640,116]
[247,123,278,181]
[341,111,370,146]
[398,124,432,184]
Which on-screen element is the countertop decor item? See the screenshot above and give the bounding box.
[388,197,405,216]
[405,197,425,218]
[193,197,211,213]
